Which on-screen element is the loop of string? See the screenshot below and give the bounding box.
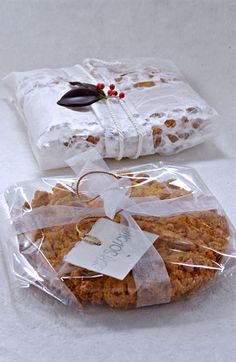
[75,170,125,245]
[74,164,125,245]
[75,170,119,202]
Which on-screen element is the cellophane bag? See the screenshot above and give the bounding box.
[1,57,218,170]
[0,149,235,309]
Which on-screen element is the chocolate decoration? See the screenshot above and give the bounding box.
[57,82,106,108]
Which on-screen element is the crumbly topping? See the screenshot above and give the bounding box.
[30,173,229,308]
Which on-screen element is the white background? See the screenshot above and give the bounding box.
[0,1,235,361]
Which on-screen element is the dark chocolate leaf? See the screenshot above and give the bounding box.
[57,82,106,108]
[57,94,100,108]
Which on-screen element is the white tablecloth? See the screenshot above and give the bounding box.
[0,1,235,361]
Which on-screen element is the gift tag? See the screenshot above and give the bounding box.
[64,218,158,280]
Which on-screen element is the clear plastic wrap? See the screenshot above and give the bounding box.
[1,149,235,309]
[1,57,218,169]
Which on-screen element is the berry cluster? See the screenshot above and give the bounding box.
[96,83,125,99]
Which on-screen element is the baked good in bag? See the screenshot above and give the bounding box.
[2,58,217,169]
[29,172,229,308]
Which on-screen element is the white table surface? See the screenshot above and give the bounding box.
[0,1,235,361]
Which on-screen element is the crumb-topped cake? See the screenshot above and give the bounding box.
[24,171,229,308]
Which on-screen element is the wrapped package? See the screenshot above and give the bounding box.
[1,57,217,170]
[1,149,235,309]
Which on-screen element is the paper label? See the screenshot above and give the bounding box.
[64,218,158,280]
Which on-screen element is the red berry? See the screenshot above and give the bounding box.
[96,83,102,89]
[112,90,118,96]
[119,92,125,99]
[100,83,105,89]
[107,89,113,96]
[109,84,115,90]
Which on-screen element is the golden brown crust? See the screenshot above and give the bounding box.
[29,173,229,308]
